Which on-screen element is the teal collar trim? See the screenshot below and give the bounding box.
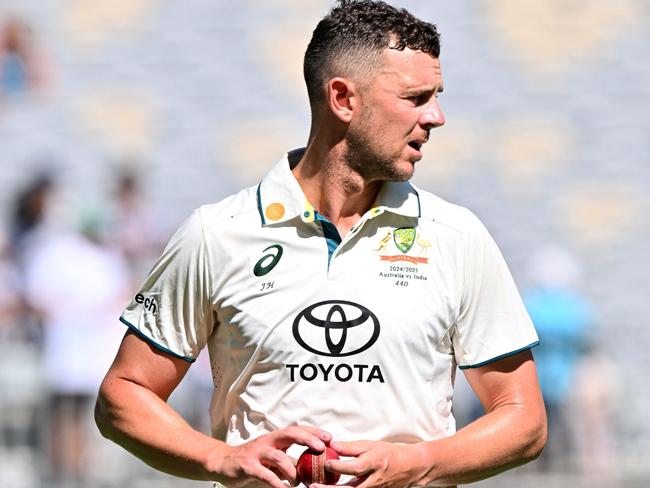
[256,183,266,225]
[314,212,342,268]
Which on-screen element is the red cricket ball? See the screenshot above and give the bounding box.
[296,446,340,486]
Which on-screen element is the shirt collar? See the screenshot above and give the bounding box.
[371,179,421,220]
[256,148,421,226]
[256,149,313,226]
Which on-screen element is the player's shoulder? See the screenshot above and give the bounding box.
[413,184,486,236]
[194,184,261,232]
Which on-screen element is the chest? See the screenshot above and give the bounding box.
[210,218,462,368]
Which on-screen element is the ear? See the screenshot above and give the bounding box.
[326,77,357,124]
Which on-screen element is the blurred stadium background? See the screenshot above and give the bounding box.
[1,0,649,487]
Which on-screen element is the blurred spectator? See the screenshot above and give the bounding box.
[9,171,56,269]
[523,245,593,470]
[23,213,131,484]
[7,171,61,350]
[0,16,49,100]
[109,168,165,280]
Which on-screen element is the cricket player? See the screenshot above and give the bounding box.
[95,2,547,487]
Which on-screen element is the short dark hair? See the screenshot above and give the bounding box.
[304,0,440,106]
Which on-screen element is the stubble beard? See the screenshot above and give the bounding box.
[344,124,413,184]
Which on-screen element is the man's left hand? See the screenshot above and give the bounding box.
[313,440,430,488]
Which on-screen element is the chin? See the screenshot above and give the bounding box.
[398,160,416,178]
[386,164,414,182]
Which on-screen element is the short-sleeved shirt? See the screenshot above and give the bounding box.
[120,148,538,450]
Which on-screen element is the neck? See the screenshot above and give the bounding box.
[292,135,381,238]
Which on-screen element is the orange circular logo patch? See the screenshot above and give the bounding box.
[265,203,285,221]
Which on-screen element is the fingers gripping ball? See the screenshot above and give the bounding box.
[296,447,340,486]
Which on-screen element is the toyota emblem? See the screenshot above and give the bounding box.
[292,300,380,357]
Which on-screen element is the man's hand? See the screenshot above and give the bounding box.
[315,440,429,488]
[214,426,333,488]
[96,332,335,487]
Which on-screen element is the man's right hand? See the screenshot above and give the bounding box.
[96,332,332,488]
[212,426,332,488]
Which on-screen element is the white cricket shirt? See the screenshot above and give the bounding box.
[121,148,538,452]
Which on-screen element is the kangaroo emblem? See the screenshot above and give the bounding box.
[375,231,392,251]
[417,236,432,254]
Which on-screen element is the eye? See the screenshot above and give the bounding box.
[407,94,427,106]
[405,92,434,106]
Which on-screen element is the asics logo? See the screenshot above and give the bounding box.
[253,244,283,277]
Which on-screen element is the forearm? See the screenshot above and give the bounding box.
[416,403,546,486]
[95,375,228,481]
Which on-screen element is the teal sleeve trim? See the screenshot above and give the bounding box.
[458,341,540,370]
[256,182,266,225]
[119,316,196,363]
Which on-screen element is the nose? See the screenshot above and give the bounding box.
[419,98,445,129]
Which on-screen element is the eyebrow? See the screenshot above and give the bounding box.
[404,85,444,96]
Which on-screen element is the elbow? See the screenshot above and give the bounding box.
[94,400,110,440]
[94,387,116,441]
[521,410,548,462]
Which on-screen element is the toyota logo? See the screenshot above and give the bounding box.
[292,300,380,357]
